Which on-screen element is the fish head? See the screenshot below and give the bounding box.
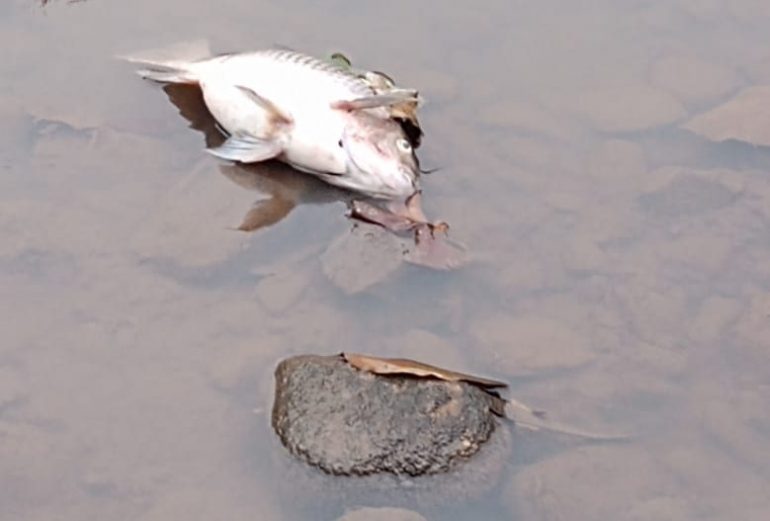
[340,112,420,200]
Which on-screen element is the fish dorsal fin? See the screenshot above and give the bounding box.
[331,90,421,112]
[329,52,353,69]
[235,85,292,126]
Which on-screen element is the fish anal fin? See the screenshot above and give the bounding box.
[207,135,282,163]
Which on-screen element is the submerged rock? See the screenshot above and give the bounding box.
[271,354,505,477]
[267,353,624,518]
[683,85,770,147]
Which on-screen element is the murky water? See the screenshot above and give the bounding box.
[2,1,770,520]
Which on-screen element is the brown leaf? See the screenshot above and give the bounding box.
[348,192,431,233]
[349,200,416,232]
[348,195,467,271]
[342,352,508,389]
[405,224,467,270]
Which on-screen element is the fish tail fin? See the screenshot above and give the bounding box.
[117,39,212,84]
[133,67,196,83]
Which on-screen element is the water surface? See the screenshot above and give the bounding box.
[2,1,769,520]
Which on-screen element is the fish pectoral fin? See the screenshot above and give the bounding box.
[206,135,282,163]
[331,90,421,111]
[234,85,292,126]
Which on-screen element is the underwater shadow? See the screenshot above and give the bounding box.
[163,83,356,233]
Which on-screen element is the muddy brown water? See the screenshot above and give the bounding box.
[2,1,770,520]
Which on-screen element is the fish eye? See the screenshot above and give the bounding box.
[338,139,343,148]
[396,138,412,153]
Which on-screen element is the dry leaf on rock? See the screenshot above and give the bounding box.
[342,352,508,389]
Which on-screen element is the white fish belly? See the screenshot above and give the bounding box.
[281,107,350,173]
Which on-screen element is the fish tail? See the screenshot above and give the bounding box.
[117,39,212,84]
[133,66,197,84]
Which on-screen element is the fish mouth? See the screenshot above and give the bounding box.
[343,151,418,199]
[378,165,419,199]
[377,172,419,200]
[399,165,420,191]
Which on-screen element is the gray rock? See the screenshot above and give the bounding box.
[571,83,686,133]
[649,54,739,106]
[271,354,504,477]
[638,173,740,218]
[320,225,404,295]
[683,85,770,147]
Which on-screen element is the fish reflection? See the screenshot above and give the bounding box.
[163,83,355,233]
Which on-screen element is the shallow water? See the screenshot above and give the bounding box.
[2,1,770,520]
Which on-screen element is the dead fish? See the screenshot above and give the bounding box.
[329,52,423,147]
[121,41,422,200]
